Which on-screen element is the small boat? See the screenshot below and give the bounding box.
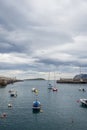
[47,72,53,89]
[0,113,7,118]
[52,72,58,92]
[52,87,58,91]
[32,88,39,94]
[32,100,41,110]
[80,99,87,106]
[48,84,53,89]
[32,88,36,92]
[78,88,86,92]
[10,91,17,97]
[8,103,12,107]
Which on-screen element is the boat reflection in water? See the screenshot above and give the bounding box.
[32,109,41,114]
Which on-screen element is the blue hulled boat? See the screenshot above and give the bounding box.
[32,100,41,110]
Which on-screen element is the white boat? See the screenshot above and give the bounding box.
[32,88,36,92]
[52,72,58,91]
[8,103,12,107]
[52,87,58,91]
[10,91,17,97]
[80,99,87,106]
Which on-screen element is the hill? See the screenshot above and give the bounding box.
[24,78,45,81]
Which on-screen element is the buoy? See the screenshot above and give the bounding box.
[40,110,43,113]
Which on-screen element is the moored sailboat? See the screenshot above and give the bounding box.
[52,71,58,92]
[47,72,53,89]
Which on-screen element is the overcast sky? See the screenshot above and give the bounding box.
[0,0,87,79]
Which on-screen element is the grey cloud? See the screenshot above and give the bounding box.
[0,0,39,31]
[36,57,87,68]
[0,62,38,71]
[0,41,30,54]
[72,14,87,35]
[0,0,87,78]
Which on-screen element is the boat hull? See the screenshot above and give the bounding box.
[80,99,87,106]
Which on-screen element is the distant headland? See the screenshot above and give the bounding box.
[24,78,45,81]
[56,74,87,84]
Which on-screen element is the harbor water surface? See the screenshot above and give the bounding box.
[0,80,87,130]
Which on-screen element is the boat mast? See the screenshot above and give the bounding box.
[54,71,56,87]
[48,71,50,85]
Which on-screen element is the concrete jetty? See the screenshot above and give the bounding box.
[56,74,87,84]
[56,78,87,84]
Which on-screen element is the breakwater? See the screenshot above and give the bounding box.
[56,78,87,84]
[0,76,23,87]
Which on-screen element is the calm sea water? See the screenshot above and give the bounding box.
[0,80,87,130]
